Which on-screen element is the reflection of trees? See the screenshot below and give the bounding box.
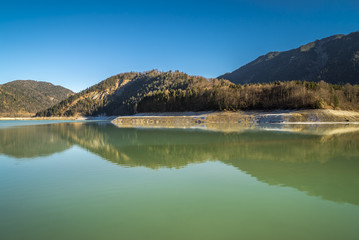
[226,156,359,205]
[1,122,359,205]
[0,124,72,158]
[55,123,359,205]
[59,124,359,167]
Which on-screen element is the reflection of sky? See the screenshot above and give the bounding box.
[0,120,81,129]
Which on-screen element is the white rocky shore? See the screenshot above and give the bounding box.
[111,109,359,135]
[112,109,359,127]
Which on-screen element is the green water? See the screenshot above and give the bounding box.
[0,121,359,240]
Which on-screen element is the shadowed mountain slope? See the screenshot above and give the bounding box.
[219,31,359,85]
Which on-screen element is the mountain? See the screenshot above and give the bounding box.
[0,80,73,117]
[36,70,359,117]
[36,70,223,117]
[219,31,359,85]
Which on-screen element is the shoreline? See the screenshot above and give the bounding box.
[111,110,359,136]
[112,109,359,128]
[0,116,117,121]
[2,109,359,124]
[2,110,359,135]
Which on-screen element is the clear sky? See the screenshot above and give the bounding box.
[1,0,358,92]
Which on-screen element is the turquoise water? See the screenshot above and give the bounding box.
[0,120,81,128]
[0,121,359,240]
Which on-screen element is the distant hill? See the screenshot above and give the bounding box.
[219,31,359,85]
[36,70,359,117]
[0,80,73,117]
[36,70,220,117]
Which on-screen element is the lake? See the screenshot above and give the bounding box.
[1,121,359,240]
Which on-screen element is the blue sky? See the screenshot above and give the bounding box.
[1,0,358,92]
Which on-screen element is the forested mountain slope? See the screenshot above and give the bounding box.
[219,31,359,85]
[36,70,217,116]
[0,80,73,117]
[36,70,359,117]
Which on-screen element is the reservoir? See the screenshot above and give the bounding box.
[0,121,358,240]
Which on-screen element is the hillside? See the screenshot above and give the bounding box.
[36,70,217,117]
[36,70,359,117]
[219,31,359,85]
[0,80,73,117]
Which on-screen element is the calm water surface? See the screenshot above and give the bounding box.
[0,121,359,240]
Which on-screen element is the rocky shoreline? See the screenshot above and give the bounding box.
[2,109,359,126]
[112,109,359,129]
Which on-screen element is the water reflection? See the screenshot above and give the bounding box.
[1,122,359,205]
[0,124,72,158]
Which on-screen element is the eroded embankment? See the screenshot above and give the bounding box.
[111,110,359,130]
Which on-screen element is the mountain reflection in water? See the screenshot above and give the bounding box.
[1,122,359,205]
